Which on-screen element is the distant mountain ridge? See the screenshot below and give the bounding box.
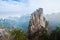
[0,15,30,31]
[0,13,60,31]
[45,13,60,30]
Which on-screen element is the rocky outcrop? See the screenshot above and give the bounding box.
[28,8,48,40]
[0,28,10,40]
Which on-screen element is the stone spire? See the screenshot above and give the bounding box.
[28,8,48,40]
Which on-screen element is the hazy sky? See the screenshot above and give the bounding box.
[0,0,60,18]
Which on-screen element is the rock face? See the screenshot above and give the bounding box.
[0,28,10,40]
[28,8,48,40]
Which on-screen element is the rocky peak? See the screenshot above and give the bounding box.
[32,8,43,17]
[28,8,48,40]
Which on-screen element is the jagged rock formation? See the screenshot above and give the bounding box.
[28,8,48,40]
[0,28,10,40]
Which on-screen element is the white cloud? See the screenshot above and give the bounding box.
[0,0,60,18]
[28,0,60,14]
[0,0,29,17]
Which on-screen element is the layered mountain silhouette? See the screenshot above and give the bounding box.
[0,11,60,31]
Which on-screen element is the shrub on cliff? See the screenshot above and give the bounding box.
[10,29,28,40]
[49,27,60,40]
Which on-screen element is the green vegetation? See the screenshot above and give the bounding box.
[49,27,60,40]
[10,27,60,40]
[10,29,28,40]
[38,28,49,40]
[1,27,60,40]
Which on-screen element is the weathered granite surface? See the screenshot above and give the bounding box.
[28,8,48,40]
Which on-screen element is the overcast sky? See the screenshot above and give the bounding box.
[0,0,60,18]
